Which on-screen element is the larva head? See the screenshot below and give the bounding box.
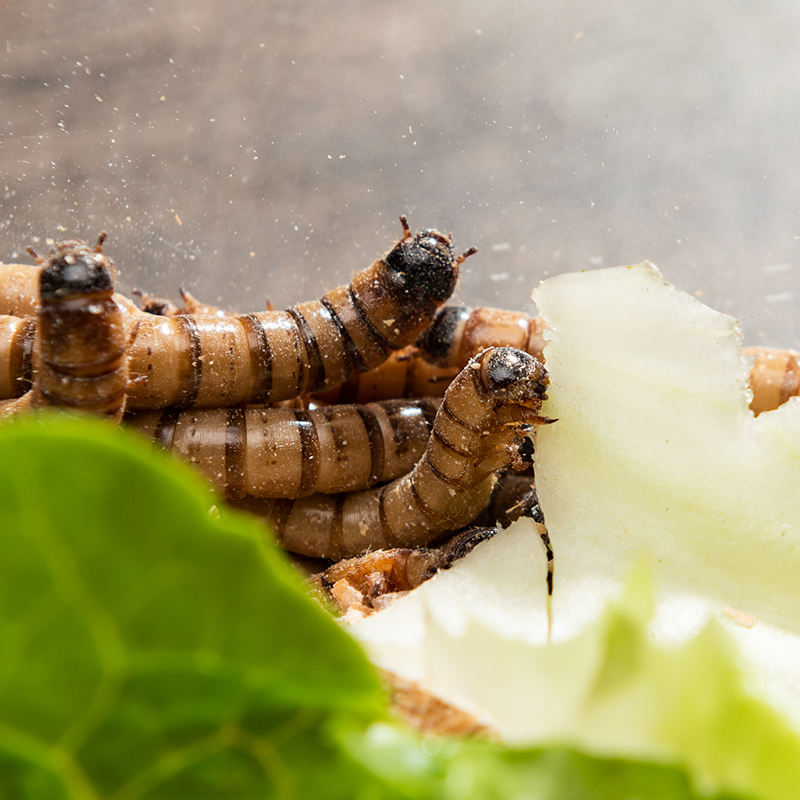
[36,236,115,301]
[481,346,549,405]
[382,216,475,303]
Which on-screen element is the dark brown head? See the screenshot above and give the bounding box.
[480,347,549,404]
[382,216,476,303]
[32,234,115,302]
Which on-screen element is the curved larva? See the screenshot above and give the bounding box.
[0,235,129,420]
[124,398,438,499]
[315,304,800,417]
[231,346,551,560]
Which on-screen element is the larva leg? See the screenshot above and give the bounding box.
[131,287,227,318]
[124,398,438,499]
[0,236,129,420]
[235,347,551,560]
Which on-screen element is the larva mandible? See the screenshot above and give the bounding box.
[0,218,475,410]
[228,346,551,560]
[124,398,438,499]
[0,235,129,420]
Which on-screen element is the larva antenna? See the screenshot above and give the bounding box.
[27,245,45,265]
[399,215,412,239]
[95,232,107,253]
[456,246,478,265]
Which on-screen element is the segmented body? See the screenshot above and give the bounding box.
[125,398,437,499]
[229,347,550,560]
[0,236,129,420]
[315,304,800,416]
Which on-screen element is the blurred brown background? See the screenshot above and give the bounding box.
[2,0,799,347]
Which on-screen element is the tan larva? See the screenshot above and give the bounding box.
[125,398,437,499]
[0,218,474,410]
[0,235,129,420]
[317,304,800,416]
[229,346,551,560]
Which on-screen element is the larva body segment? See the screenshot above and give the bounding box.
[125,398,438,499]
[234,347,550,560]
[0,262,40,317]
[0,237,129,420]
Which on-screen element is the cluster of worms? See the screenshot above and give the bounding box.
[2,219,798,615]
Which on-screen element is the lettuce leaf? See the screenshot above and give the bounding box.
[0,416,399,798]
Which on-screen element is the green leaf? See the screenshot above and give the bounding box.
[343,722,757,800]
[0,415,401,799]
[0,414,793,800]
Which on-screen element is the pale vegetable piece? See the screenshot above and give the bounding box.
[352,261,800,800]
[534,261,800,638]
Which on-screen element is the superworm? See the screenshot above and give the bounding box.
[0,218,475,409]
[125,398,438,499]
[0,235,129,420]
[315,304,800,416]
[228,346,551,560]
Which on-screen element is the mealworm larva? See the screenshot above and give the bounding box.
[125,398,438,499]
[0,235,129,420]
[315,304,800,416]
[230,346,551,560]
[0,218,473,410]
